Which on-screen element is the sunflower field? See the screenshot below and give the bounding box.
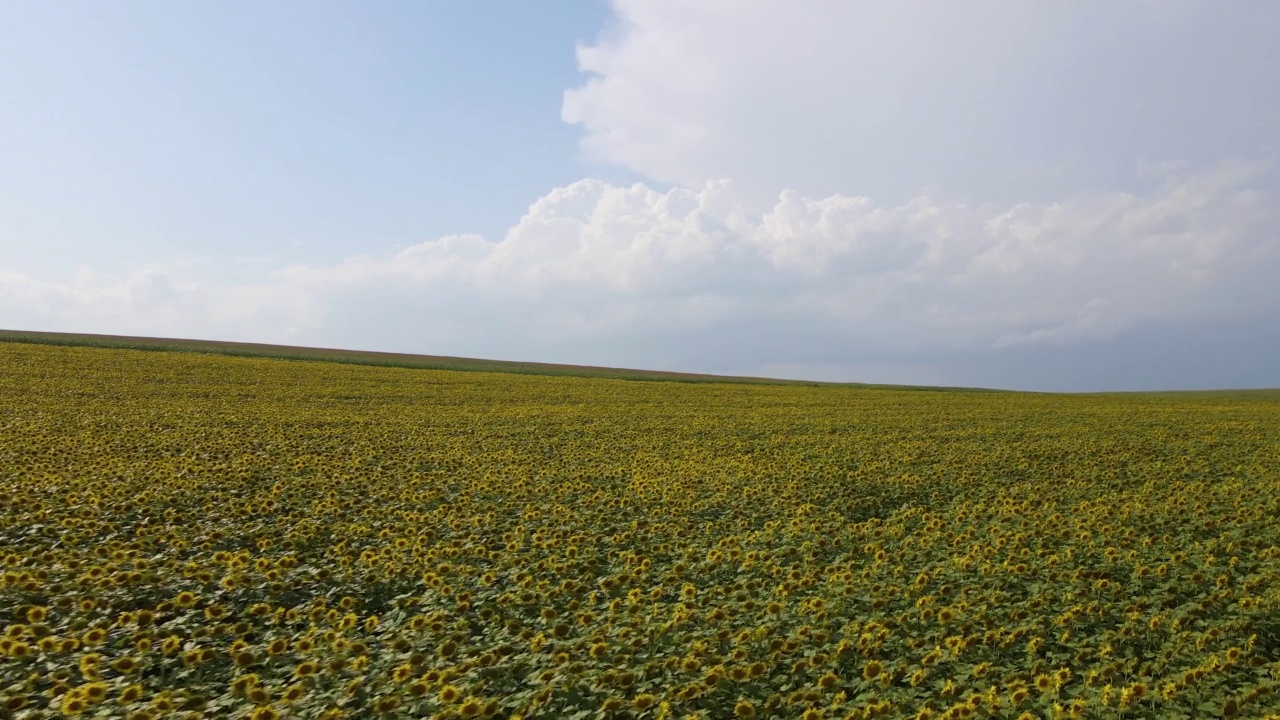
[1,342,1278,720]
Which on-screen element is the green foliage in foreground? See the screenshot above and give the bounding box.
[1,342,1278,719]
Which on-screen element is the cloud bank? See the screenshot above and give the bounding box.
[4,158,1277,390]
[563,0,1280,205]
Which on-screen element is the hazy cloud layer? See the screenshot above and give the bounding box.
[4,159,1276,390]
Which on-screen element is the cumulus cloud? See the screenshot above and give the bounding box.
[3,158,1276,389]
[563,0,1280,205]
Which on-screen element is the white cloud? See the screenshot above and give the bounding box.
[2,159,1276,386]
[563,1,1280,205]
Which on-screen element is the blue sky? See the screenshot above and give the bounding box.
[3,1,1279,391]
[2,1,637,273]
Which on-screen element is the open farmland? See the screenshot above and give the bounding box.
[1,341,1278,720]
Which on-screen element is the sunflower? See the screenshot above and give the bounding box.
[677,684,703,701]
[82,683,107,704]
[247,686,272,705]
[1120,682,1148,707]
[118,684,144,703]
[344,677,364,697]
[78,653,102,673]
[231,674,260,695]
[456,697,484,717]
[60,693,87,716]
[439,685,461,704]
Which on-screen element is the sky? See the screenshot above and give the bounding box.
[2,0,1278,392]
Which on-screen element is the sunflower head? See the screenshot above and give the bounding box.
[118,685,144,704]
[438,685,461,704]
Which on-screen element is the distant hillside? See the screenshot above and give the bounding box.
[0,328,1001,392]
